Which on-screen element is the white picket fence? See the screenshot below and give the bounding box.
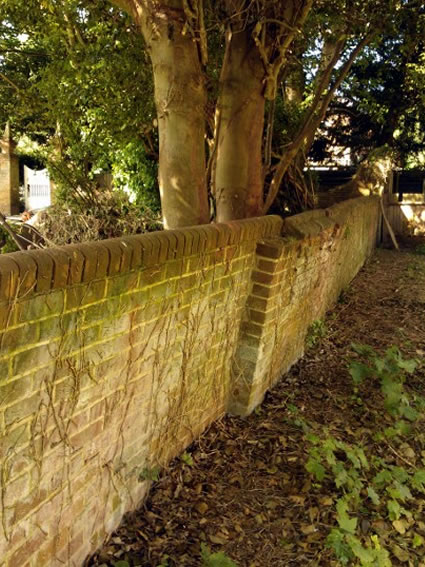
[24,166,51,210]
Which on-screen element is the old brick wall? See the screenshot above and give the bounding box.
[0,197,379,566]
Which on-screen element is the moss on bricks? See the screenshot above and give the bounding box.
[16,291,65,324]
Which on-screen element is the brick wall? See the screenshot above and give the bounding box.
[0,197,379,566]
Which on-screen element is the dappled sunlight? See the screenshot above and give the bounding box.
[401,204,425,235]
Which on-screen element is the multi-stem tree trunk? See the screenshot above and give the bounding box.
[214,29,265,222]
[114,0,209,229]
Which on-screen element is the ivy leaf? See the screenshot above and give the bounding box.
[401,405,418,422]
[411,469,425,492]
[390,467,409,484]
[200,544,238,567]
[387,482,412,502]
[305,432,320,444]
[367,486,380,505]
[334,468,350,488]
[349,361,371,385]
[397,358,417,373]
[387,499,401,521]
[351,343,375,357]
[374,469,393,487]
[346,535,375,563]
[306,457,326,481]
[336,499,357,535]
[326,529,353,564]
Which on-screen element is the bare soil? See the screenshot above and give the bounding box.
[87,244,425,567]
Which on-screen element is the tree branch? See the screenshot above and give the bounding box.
[263,32,374,214]
[0,72,20,91]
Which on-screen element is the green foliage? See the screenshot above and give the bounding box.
[111,141,160,212]
[180,452,194,467]
[139,466,161,483]
[0,225,19,254]
[349,343,418,420]
[0,0,159,209]
[303,343,425,566]
[322,3,425,167]
[200,544,238,567]
[306,319,327,348]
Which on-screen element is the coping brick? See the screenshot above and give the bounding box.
[0,216,284,299]
[11,252,38,297]
[0,255,19,301]
[44,248,70,289]
[26,250,54,293]
[64,245,85,284]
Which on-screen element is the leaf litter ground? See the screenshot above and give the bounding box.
[87,245,425,567]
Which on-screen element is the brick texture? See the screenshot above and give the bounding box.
[0,200,379,566]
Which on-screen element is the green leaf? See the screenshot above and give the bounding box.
[351,343,375,357]
[336,499,357,535]
[305,432,320,444]
[367,486,380,505]
[334,468,350,488]
[306,457,326,481]
[387,499,401,521]
[349,361,371,385]
[411,469,425,492]
[387,481,412,502]
[373,469,393,487]
[326,529,353,564]
[345,449,361,469]
[114,562,130,567]
[357,448,369,469]
[401,405,418,422]
[346,535,375,563]
[181,452,194,466]
[200,544,238,567]
[413,533,424,548]
[390,466,409,484]
[397,358,417,373]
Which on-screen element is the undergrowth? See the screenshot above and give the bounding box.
[301,343,425,566]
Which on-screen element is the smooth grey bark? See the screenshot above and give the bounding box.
[214,29,265,222]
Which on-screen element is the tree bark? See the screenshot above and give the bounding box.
[118,1,209,229]
[317,148,393,208]
[214,29,265,222]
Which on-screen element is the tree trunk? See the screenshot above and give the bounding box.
[136,2,209,229]
[317,148,393,208]
[214,29,265,222]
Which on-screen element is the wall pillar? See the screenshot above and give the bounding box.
[229,238,288,416]
[0,123,20,215]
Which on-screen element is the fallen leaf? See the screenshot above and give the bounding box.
[392,520,406,534]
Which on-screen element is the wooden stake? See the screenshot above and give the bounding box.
[380,197,399,251]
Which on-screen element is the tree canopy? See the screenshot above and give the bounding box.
[1,0,424,228]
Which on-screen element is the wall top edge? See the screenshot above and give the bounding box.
[0,215,283,301]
